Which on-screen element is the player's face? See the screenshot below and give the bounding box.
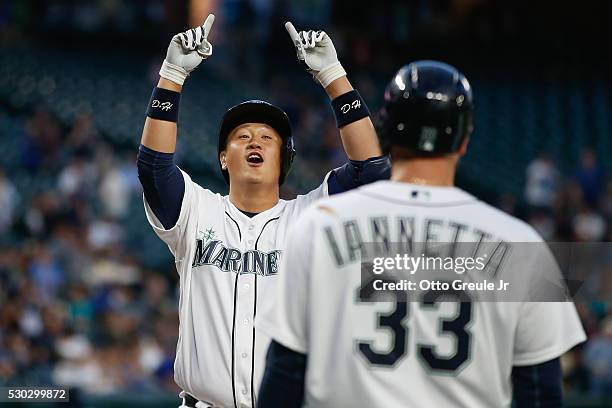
[221,123,283,186]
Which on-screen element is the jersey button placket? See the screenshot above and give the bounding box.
[235,222,257,407]
[235,308,254,405]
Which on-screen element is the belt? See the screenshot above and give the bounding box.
[179,391,214,408]
[184,394,200,407]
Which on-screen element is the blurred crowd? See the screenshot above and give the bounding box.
[519,151,612,399]
[522,150,610,242]
[0,108,179,394]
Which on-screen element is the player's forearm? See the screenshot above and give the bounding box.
[337,118,381,160]
[284,24,382,161]
[324,76,352,99]
[141,118,177,153]
[141,16,215,154]
[158,77,182,93]
[326,77,382,160]
[140,78,181,153]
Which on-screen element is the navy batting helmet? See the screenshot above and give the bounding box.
[217,100,296,185]
[377,60,474,156]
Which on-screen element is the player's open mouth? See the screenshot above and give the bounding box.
[246,152,264,166]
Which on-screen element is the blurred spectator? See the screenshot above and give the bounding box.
[0,167,19,233]
[139,273,172,319]
[575,149,607,207]
[603,180,612,219]
[21,106,62,172]
[527,210,556,241]
[67,283,94,332]
[563,346,591,396]
[585,318,612,398]
[87,258,140,287]
[28,245,65,304]
[67,113,98,158]
[138,337,164,376]
[525,153,559,209]
[19,305,44,338]
[87,217,124,252]
[572,205,607,242]
[58,157,98,199]
[52,328,105,393]
[99,158,132,218]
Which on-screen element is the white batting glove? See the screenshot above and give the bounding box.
[159,14,215,86]
[285,22,346,88]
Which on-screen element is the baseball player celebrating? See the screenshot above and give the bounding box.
[137,14,390,408]
[257,61,586,407]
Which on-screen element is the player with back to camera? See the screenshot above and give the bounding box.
[137,13,390,408]
[257,61,586,407]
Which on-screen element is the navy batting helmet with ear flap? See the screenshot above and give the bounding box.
[377,60,474,156]
[217,100,296,185]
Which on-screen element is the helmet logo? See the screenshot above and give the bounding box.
[419,127,438,152]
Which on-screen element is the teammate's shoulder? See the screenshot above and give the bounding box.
[475,200,544,242]
[316,183,376,209]
[329,180,389,202]
[295,183,384,223]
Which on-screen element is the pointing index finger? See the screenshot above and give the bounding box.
[202,14,215,37]
[285,21,300,43]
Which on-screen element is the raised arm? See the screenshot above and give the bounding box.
[323,77,380,160]
[141,14,215,152]
[285,23,389,194]
[141,78,181,153]
[137,15,215,229]
[284,22,382,160]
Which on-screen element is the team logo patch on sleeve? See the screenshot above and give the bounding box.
[199,228,216,242]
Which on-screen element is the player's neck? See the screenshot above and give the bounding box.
[391,158,456,186]
[229,183,280,213]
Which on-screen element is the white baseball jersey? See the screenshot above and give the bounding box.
[144,169,329,408]
[257,180,586,408]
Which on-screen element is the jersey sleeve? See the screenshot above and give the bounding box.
[143,169,207,258]
[513,301,585,366]
[256,210,316,354]
[513,243,586,366]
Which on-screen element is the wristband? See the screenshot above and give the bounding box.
[331,89,370,128]
[146,87,181,122]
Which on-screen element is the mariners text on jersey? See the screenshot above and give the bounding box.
[192,238,282,276]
